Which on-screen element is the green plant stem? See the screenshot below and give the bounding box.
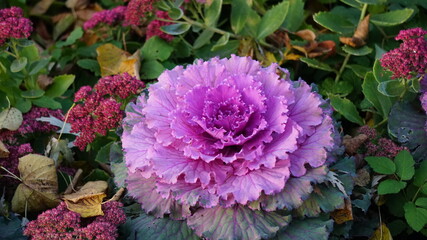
[335,3,368,83]
[181,15,238,38]
[335,53,351,83]
[412,183,426,202]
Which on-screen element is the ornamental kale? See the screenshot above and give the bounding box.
[122,55,336,239]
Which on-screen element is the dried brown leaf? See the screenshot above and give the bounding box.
[0,108,23,131]
[30,0,55,15]
[37,74,53,90]
[295,29,316,42]
[343,134,368,154]
[96,44,141,79]
[0,140,9,158]
[11,154,59,213]
[339,37,366,48]
[370,223,393,240]
[354,14,370,40]
[63,181,108,218]
[331,198,353,224]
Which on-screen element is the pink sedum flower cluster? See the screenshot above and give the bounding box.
[0,143,32,186]
[146,11,174,41]
[380,27,427,79]
[123,56,335,211]
[24,201,126,240]
[124,0,157,26]
[0,7,33,45]
[69,73,144,150]
[83,6,127,30]
[358,126,406,159]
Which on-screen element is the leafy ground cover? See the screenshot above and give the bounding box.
[1,0,427,239]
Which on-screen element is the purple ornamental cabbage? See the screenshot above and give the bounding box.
[122,55,335,239]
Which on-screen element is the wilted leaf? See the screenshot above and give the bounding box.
[30,0,54,15]
[0,140,9,158]
[331,198,353,224]
[354,14,370,40]
[343,134,368,154]
[0,107,23,131]
[296,29,316,41]
[369,223,392,240]
[96,44,141,79]
[63,181,108,218]
[12,154,59,213]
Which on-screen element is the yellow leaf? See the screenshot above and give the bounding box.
[63,180,108,218]
[12,154,59,213]
[285,53,303,61]
[96,43,140,79]
[370,223,393,240]
[0,107,23,131]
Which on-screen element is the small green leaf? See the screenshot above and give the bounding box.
[20,45,39,62]
[404,202,427,232]
[362,72,394,118]
[256,1,290,39]
[355,0,386,4]
[141,36,174,61]
[193,29,215,49]
[346,64,370,78]
[373,59,392,83]
[10,57,27,73]
[378,179,406,195]
[31,96,61,109]
[313,11,355,34]
[95,142,113,164]
[377,80,405,97]
[280,0,304,32]
[53,14,75,40]
[161,23,191,35]
[204,0,222,27]
[365,156,396,174]
[29,58,50,75]
[56,27,83,48]
[342,45,373,56]
[370,9,414,26]
[416,198,427,209]
[231,0,250,34]
[168,7,183,20]
[141,60,165,79]
[21,89,45,99]
[77,59,101,76]
[394,150,415,181]
[329,95,364,125]
[414,160,427,187]
[211,33,230,51]
[45,74,75,98]
[300,57,336,72]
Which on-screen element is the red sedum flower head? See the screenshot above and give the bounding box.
[0,7,33,45]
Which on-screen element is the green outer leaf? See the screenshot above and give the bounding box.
[277,217,333,240]
[126,213,198,240]
[416,198,427,209]
[342,45,373,56]
[378,179,406,195]
[281,0,304,31]
[394,150,415,181]
[404,202,427,232]
[204,0,222,27]
[140,60,165,79]
[365,156,396,174]
[231,0,250,33]
[45,74,75,97]
[362,72,394,117]
[256,1,290,39]
[141,36,174,61]
[161,23,191,35]
[370,9,414,26]
[10,57,27,73]
[300,58,336,72]
[187,205,291,240]
[313,11,355,34]
[329,95,364,125]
